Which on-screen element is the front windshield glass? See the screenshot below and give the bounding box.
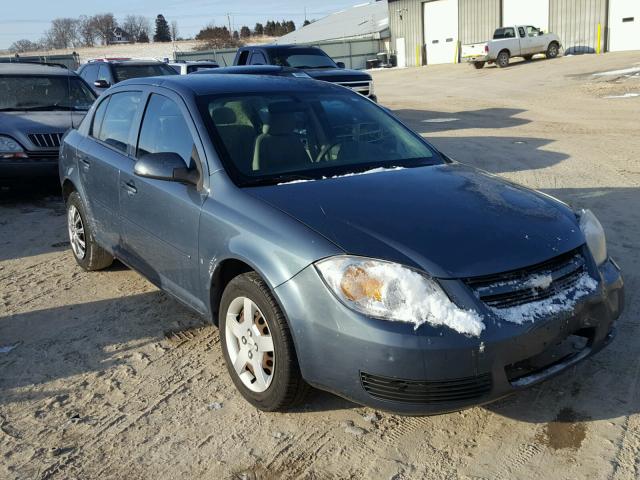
[199,91,442,186]
[0,75,96,111]
[113,64,177,82]
[270,48,337,69]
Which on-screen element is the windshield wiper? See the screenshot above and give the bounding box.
[241,173,317,187]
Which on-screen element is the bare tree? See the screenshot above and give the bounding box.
[92,13,117,46]
[123,15,151,42]
[171,20,179,41]
[8,39,40,53]
[78,15,97,47]
[44,18,80,49]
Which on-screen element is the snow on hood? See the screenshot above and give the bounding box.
[277,167,405,185]
[248,163,585,279]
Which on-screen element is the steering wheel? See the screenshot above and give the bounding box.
[315,141,342,162]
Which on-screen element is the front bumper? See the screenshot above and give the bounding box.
[275,257,623,415]
[0,157,59,178]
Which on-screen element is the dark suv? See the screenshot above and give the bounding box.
[77,59,177,95]
[0,63,96,178]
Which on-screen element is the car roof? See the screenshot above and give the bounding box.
[244,44,321,51]
[116,73,339,97]
[191,65,291,75]
[85,59,166,65]
[0,63,77,76]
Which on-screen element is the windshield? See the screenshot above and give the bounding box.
[113,64,177,82]
[199,91,442,186]
[0,75,96,111]
[269,48,337,69]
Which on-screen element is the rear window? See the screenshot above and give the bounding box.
[113,64,177,82]
[493,28,516,39]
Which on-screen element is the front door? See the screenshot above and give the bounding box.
[119,91,207,313]
[424,0,459,65]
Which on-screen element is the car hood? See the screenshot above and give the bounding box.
[246,164,585,279]
[304,68,372,83]
[0,111,86,132]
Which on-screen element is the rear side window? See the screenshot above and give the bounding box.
[518,27,526,38]
[97,92,142,153]
[91,97,110,138]
[237,51,250,65]
[493,28,516,39]
[250,52,267,65]
[137,94,195,167]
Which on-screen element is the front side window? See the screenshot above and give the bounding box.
[0,75,96,112]
[97,65,111,83]
[270,48,337,69]
[250,52,267,65]
[199,90,441,186]
[97,91,142,153]
[113,64,177,82]
[137,94,195,167]
[526,26,540,37]
[91,97,110,138]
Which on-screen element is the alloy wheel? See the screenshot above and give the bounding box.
[67,204,86,259]
[225,296,275,392]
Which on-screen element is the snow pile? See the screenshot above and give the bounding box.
[277,167,405,185]
[604,93,639,99]
[593,67,640,77]
[320,259,485,336]
[524,274,553,290]
[492,273,597,325]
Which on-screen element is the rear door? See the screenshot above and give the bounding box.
[119,90,207,312]
[77,91,144,251]
[518,26,534,55]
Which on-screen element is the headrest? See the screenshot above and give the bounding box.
[211,107,237,125]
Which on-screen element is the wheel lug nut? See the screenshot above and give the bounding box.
[248,351,253,359]
[241,337,247,344]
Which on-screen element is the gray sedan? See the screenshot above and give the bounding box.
[59,74,623,414]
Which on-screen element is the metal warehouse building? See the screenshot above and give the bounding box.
[388,0,640,67]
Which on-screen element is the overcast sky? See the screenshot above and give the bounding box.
[0,0,365,49]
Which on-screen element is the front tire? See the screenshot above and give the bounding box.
[66,191,113,271]
[546,42,559,59]
[219,272,308,411]
[497,50,510,68]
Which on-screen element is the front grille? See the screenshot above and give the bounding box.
[28,133,63,149]
[360,371,492,404]
[336,81,371,97]
[464,248,587,309]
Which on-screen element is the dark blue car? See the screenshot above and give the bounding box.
[59,74,623,414]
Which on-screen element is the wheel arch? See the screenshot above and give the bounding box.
[209,257,263,326]
[498,48,511,58]
[61,178,78,203]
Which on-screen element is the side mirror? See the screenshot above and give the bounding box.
[94,79,110,89]
[336,62,346,69]
[134,152,199,185]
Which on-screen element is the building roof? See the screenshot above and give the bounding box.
[273,1,389,45]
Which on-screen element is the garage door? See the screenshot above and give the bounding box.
[424,0,459,64]
[609,0,640,51]
[503,0,549,31]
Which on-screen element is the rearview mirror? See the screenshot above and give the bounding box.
[336,62,346,69]
[134,152,199,185]
[94,79,110,89]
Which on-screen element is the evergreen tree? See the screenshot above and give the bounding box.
[240,26,251,38]
[254,23,264,35]
[154,14,171,42]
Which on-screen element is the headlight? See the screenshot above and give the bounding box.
[315,256,484,336]
[0,135,27,159]
[579,209,607,265]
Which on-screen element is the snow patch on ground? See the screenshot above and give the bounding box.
[492,273,597,325]
[604,93,640,99]
[277,167,405,185]
[593,67,640,77]
[422,118,459,123]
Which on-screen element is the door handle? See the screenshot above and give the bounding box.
[122,181,137,195]
[78,156,90,168]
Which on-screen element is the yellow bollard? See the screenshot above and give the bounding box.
[597,23,602,54]
[416,45,421,66]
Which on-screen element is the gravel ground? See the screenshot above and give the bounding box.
[1,51,639,480]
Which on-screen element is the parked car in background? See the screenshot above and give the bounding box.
[0,63,96,178]
[462,26,561,68]
[77,58,177,95]
[233,45,377,102]
[168,60,220,75]
[59,74,623,415]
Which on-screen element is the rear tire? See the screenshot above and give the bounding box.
[66,191,113,271]
[497,50,510,68]
[219,272,308,411]
[473,61,485,69]
[546,42,559,59]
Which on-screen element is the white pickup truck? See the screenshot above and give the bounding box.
[462,26,561,69]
